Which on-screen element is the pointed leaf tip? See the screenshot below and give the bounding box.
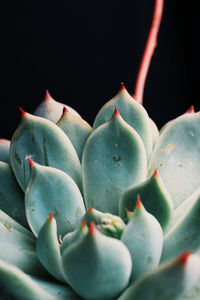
[136,195,142,208]
[126,208,132,216]
[62,106,69,115]
[47,212,54,222]
[89,222,96,235]
[26,156,34,168]
[153,168,158,177]
[120,82,126,91]
[186,105,195,114]
[44,89,52,101]
[179,251,190,265]
[19,107,26,117]
[112,106,120,118]
[81,218,86,228]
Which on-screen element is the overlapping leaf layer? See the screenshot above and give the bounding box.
[0,88,200,300]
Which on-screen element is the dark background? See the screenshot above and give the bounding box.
[0,0,195,139]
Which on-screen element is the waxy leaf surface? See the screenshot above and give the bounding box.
[0,162,27,227]
[82,111,147,215]
[36,214,66,282]
[25,162,85,237]
[121,200,163,281]
[148,112,200,208]
[119,253,200,300]
[120,170,173,230]
[34,90,80,123]
[93,86,152,158]
[10,112,82,192]
[57,108,92,161]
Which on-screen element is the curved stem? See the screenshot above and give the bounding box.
[134,0,164,104]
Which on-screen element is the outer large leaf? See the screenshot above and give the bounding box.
[0,261,81,300]
[148,112,200,208]
[82,108,147,215]
[161,192,200,263]
[57,107,92,161]
[10,111,82,192]
[0,161,27,227]
[34,90,80,123]
[0,211,46,276]
[118,253,200,300]
[25,161,86,237]
[93,84,152,159]
[119,169,173,230]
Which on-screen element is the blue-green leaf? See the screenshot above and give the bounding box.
[148,112,200,208]
[25,161,85,237]
[34,90,80,123]
[0,161,27,227]
[10,111,82,192]
[93,84,152,159]
[82,108,147,215]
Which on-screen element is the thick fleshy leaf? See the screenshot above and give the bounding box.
[118,252,200,300]
[82,108,147,215]
[57,107,92,161]
[119,169,173,230]
[61,220,88,255]
[10,111,82,192]
[36,213,66,282]
[30,276,81,300]
[182,254,200,300]
[0,139,10,163]
[148,112,200,208]
[121,198,163,281]
[0,210,32,236]
[34,90,80,123]
[166,187,200,231]
[149,118,159,147]
[62,223,132,300]
[25,161,85,237]
[93,84,152,159]
[0,161,27,227]
[0,211,46,276]
[161,191,200,263]
[0,261,80,300]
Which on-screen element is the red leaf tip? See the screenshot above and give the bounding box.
[120,82,126,91]
[19,107,26,117]
[179,251,190,265]
[81,218,86,228]
[47,212,54,222]
[44,90,53,101]
[88,207,93,213]
[126,208,132,216]
[186,105,195,114]
[26,156,34,168]
[153,168,158,177]
[112,106,120,117]
[63,106,69,115]
[89,222,96,235]
[136,195,142,208]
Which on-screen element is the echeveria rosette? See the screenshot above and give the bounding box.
[1,84,200,300]
[1,0,200,295]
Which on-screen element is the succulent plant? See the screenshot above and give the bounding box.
[0,1,199,300]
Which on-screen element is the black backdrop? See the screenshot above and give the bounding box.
[0,0,195,139]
